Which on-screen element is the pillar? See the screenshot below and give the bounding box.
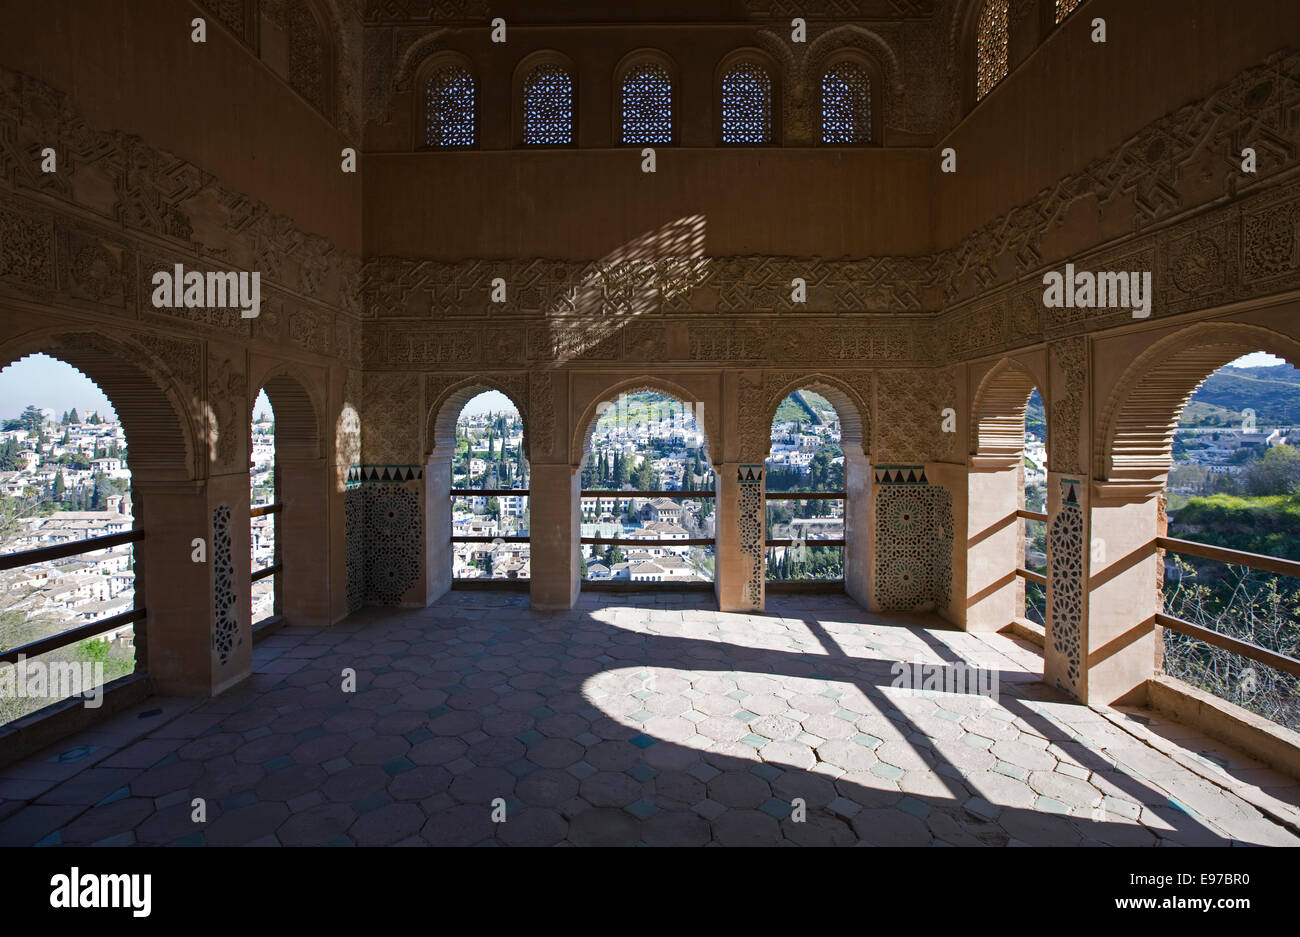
[963,458,1024,630]
[716,462,764,612]
[843,449,873,610]
[133,473,251,697]
[529,464,580,610]
[277,454,332,626]
[424,452,453,604]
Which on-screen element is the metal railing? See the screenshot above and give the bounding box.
[0,528,146,667]
[579,489,714,584]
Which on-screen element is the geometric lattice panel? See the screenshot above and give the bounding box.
[345,487,365,613]
[522,64,573,145]
[976,0,1009,101]
[721,62,773,144]
[873,471,952,612]
[1048,480,1085,699]
[821,61,871,144]
[426,64,475,147]
[621,62,672,144]
[738,465,764,610]
[212,504,240,664]
[362,484,422,606]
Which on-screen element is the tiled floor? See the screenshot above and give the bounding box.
[2,592,1298,846]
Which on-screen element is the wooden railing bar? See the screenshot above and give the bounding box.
[1155,612,1300,678]
[0,608,147,666]
[1016,566,1047,586]
[1157,536,1300,580]
[0,529,143,571]
[250,563,282,583]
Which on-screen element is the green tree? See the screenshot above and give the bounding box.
[1243,444,1300,496]
[52,472,66,502]
[633,457,656,491]
[0,438,23,471]
[19,405,44,434]
[68,407,80,424]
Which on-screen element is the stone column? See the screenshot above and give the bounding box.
[1075,481,1161,703]
[424,452,454,604]
[716,463,764,612]
[1043,474,1089,699]
[963,457,1024,631]
[842,449,873,610]
[529,463,580,610]
[276,454,331,626]
[132,473,251,697]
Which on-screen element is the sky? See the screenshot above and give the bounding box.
[0,352,1286,424]
[0,353,117,420]
[458,390,517,417]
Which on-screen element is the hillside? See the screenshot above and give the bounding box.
[1179,364,1300,426]
[774,390,834,425]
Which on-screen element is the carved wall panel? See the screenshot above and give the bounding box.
[873,467,952,611]
[362,371,421,463]
[874,369,957,463]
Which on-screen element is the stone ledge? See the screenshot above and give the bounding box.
[1144,675,1300,784]
[1001,617,1045,648]
[0,672,153,770]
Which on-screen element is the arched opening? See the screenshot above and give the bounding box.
[250,389,277,625]
[1089,322,1300,709]
[451,391,530,583]
[1157,350,1300,730]
[759,377,870,610]
[515,53,577,146]
[425,383,531,602]
[717,50,779,145]
[0,353,142,724]
[764,390,846,589]
[577,390,714,590]
[819,56,876,145]
[615,50,675,145]
[968,358,1045,631]
[252,369,325,627]
[1023,388,1047,624]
